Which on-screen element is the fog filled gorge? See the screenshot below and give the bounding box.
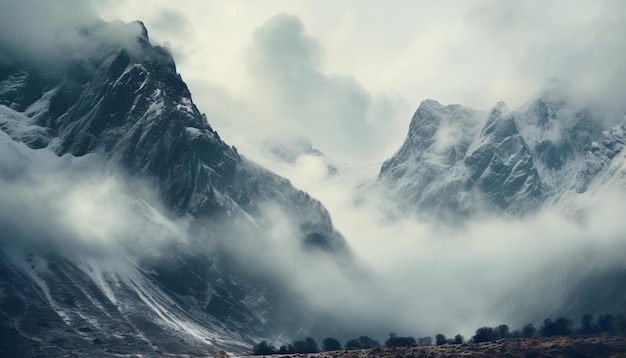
[240,152,626,340]
[1,0,626,356]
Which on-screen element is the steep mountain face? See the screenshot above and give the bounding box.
[375,89,626,326]
[0,21,348,356]
[377,89,622,219]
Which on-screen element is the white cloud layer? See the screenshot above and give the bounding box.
[243,153,626,340]
[0,131,185,257]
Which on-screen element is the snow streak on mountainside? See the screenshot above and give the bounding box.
[376,84,625,220]
[0,20,350,356]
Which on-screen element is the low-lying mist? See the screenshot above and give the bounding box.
[2,130,624,344]
[233,152,626,342]
[0,135,188,260]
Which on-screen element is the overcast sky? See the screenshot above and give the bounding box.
[95,0,626,164]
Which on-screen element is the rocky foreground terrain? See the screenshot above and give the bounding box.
[243,335,626,358]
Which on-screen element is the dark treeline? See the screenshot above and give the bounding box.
[252,313,626,355]
[253,337,321,355]
[252,336,381,355]
[251,332,465,355]
[345,335,380,350]
[471,313,626,343]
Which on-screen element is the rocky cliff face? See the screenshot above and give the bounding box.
[0,20,348,356]
[377,87,623,220]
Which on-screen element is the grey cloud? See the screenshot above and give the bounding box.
[0,131,181,258]
[247,13,323,86]
[0,0,96,62]
[233,147,626,341]
[151,8,193,36]
[0,0,146,68]
[466,0,626,109]
[244,13,405,161]
[147,8,194,64]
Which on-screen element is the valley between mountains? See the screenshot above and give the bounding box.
[1,12,625,357]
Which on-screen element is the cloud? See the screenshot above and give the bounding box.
[465,0,626,109]
[0,131,185,257]
[151,8,193,36]
[242,13,408,162]
[97,1,626,122]
[230,153,626,342]
[141,8,195,67]
[0,130,244,349]
[0,0,93,62]
[0,0,147,68]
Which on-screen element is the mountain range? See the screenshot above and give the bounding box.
[1,18,625,357]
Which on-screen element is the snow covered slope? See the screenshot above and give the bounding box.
[376,84,625,220]
[0,20,349,356]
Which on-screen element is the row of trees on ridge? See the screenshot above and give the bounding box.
[472,313,626,343]
[252,312,626,355]
[252,332,465,355]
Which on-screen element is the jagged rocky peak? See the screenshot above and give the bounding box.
[375,83,624,219]
[0,19,351,354]
[407,99,480,140]
[263,137,338,175]
[263,137,325,164]
[514,86,604,182]
[1,18,349,250]
[517,81,601,144]
[464,100,544,214]
[380,99,482,177]
[130,20,150,41]
[0,20,178,129]
[1,22,237,216]
[487,101,509,120]
[481,101,517,139]
[376,100,486,219]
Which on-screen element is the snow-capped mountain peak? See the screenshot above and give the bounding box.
[0,19,349,356]
[376,85,625,219]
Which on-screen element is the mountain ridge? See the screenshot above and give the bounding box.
[0,20,350,356]
[376,87,625,220]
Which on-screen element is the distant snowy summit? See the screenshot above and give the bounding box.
[375,84,626,220]
[263,137,338,175]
